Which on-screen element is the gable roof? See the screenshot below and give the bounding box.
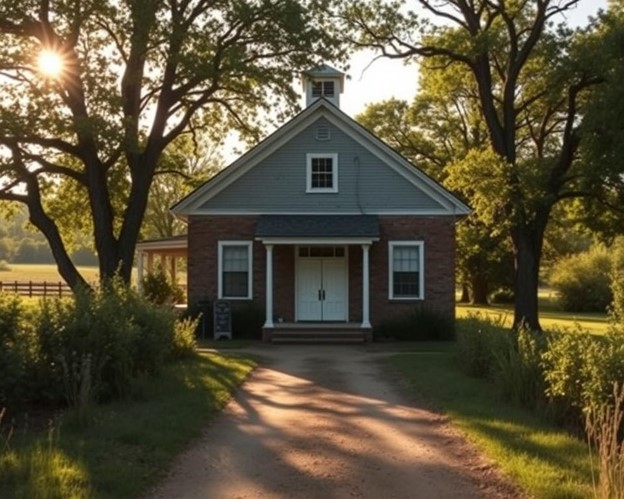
[171,99,470,218]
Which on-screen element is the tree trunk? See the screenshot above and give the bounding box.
[470,274,489,305]
[511,222,547,330]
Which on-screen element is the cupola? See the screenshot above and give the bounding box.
[301,64,345,108]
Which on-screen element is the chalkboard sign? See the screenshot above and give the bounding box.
[213,300,232,340]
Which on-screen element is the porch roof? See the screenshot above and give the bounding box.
[255,215,379,238]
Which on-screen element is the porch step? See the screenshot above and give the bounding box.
[268,328,370,343]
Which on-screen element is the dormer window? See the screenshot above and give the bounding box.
[306,153,338,193]
[312,80,335,99]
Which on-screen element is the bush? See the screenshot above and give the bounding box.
[142,270,185,305]
[492,326,547,408]
[0,259,10,271]
[0,294,37,408]
[455,315,511,378]
[373,307,455,341]
[549,245,612,312]
[171,317,198,358]
[0,281,197,410]
[489,287,514,304]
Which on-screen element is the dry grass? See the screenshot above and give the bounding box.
[585,383,624,498]
[0,264,100,283]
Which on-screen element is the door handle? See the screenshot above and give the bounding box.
[318,289,322,301]
[322,289,326,301]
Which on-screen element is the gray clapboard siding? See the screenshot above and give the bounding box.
[199,117,446,213]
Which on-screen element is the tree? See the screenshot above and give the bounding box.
[575,1,624,238]
[0,0,344,290]
[143,136,223,239]
[344,0,612,329]
[357,62,511,304]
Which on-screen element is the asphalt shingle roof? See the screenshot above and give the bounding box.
[255,215,379,238]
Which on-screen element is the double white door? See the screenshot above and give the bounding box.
[297,257,346,321]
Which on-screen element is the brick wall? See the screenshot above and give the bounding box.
[188,214,457,326]
[188,215,263,306]
[370,216,456,323]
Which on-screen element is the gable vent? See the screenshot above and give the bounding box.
[315,125,331,141]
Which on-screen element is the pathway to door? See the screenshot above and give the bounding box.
[147,346,520,499]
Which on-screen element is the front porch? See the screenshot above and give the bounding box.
[256,215,380,340]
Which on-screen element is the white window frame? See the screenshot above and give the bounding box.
[312,80,335,98]
[306,153,338,193]
[388,241,424,300]
[218,241,253,300]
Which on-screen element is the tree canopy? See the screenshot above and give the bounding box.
[344,0,622,329]
[0,0,344,290]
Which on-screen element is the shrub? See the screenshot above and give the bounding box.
[489,287,514,304]
[455,315,511,378]
[171,317,198,358]
[610,237,624,326]
[0,294,37,408]
[0,259,10,271]
[541,330,624,428]
[373,307,455,341]
[492,326,547,408]
[142,270,184,305]
[549,245,612,312]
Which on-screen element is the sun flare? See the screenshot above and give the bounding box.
[37,50,63,77]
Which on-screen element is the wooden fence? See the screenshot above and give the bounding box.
[0,280,72,298]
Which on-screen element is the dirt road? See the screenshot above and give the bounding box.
[147,345,520,499]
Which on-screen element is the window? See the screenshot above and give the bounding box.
[312,80,335,98]
[389,242,424,299]
[306,153,338,193]
[218,241,252,299]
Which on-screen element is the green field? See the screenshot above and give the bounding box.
[457,289,609,334]
[0,263,100,283]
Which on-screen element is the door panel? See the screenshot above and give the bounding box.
[296,254,347,321]
[322,259,347,321]
[297,259,322,320]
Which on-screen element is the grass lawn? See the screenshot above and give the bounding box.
[0,352,256,499]
[389,350,593,498]
[456,288,609,334]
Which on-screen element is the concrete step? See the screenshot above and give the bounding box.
[269,329,369,343]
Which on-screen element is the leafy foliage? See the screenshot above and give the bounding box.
[0,0,345,289]
[142,270,185,305]
[549,245,612,313]
[0,284,198,410]
[345,0,622,329]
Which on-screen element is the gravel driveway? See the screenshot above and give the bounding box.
[147,345,519,499]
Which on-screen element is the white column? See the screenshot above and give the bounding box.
[361,244,371,328]
[264,244,274,328]
[137,251,144,293]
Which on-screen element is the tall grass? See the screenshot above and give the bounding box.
[585,383,624,498]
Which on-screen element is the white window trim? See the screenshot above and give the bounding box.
[218,241,253,300]
[312,80,335,98]
[306,153,338,193]
[388,241,424,300]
